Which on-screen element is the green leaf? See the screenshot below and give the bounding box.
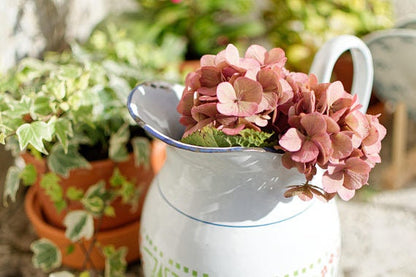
[66,187,84,201]
[0,132,5,144]
[109,123,129,162]
[104,206,115,217]
[3,166,22,206]
[8,96,31,118]
[33,96,53,115]
[20,164,37,186]
[79,271,91,277]
[47,144,90,177]
[81,196,104,215]
[50,118,73,153]
[102,245,127,277]
[30,238,62,272]
[16,121,53,154]
[64,210,94,242]
[65,244,75,255]
[82,181,112,216]
[40,172,67,212]
[131,137,150,168]
[181,126,276,148]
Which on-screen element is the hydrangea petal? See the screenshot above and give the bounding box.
[245,44,267,64]
[331,132,353,159]
[322,171,344,193]
[233,77,263,103]
[279,128,304,152]
[301,113,327,137]
[292,140,319,163]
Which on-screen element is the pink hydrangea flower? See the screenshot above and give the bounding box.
[177,43,386,202]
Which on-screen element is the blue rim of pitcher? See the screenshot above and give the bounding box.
[127,82,278,154]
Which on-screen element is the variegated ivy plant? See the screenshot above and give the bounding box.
[0,25,185,275]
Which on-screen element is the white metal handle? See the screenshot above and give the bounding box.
[309,35,373,113]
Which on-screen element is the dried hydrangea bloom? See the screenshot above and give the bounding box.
[177,43,386,202]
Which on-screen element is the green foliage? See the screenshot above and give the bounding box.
[63,210,94,242]
[181,126,276,148]
[102,246,128,277]
[135,0,265,58]
[20,164,37,186]
[3,166,22,206]
[66,187,84,201]
[110,168,141,209]
[131,137,151,168]
[30,239,62,272]
[263,0,393,72]
[40,172,66,212]
[81,181,110,216]
[48,144,90,178]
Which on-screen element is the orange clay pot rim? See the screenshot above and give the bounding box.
[24,186,140,240]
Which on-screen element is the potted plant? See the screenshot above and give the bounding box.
[0,25,185,275]
[262,0,393,73]
[128,40,386,276]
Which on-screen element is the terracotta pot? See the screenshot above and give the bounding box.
[25,186,140,270]
[22,141,160,231]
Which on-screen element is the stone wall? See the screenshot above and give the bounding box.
[0,0,137,73]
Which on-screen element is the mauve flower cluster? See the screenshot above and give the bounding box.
[177,44,386,201]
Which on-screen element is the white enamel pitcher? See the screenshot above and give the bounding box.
[128,35,373,277]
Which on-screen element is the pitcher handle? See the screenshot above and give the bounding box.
[309,35,373,113]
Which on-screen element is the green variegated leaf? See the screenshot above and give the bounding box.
[66,187,84,201]
[16,121,52,154]
[0,132,5,144]
[79,271,91,277]
[8,96,31,117]
[33,96,53,115]
[103,245,127,277]
[50,118,73,153]
[20,164,37,186]
[47,144,90,177]
[82,181,112,216]
[81,196,104,215]
[3,166,22,206]
[30,238,62,272]
[40,172,66,212]
[64,210,94,242]
[109,123,129,162]
[131,137,150,168]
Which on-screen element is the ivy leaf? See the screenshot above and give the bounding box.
[8,96,31,118]
[102,245,128,277]
[109,123,129,162]
[3,166,22,206]
[47,144,90,177]
[64,210,94,242]
[104,206,116,217]
[16,121,53,154]
[33,96,53,116]
[50,118,73,154]
[0,133,5,144]
[20,164,37,186]
[181,126,276,148]
[131,137,150,168]
[66,187,84,201]
[40,172,66,212]
[82,181,112,216]
[30,238,62,272]
[65,244,75,255]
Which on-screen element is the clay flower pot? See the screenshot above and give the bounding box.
[21,141,165,231]
[25,186,140,270]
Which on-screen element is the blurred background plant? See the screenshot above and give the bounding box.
[263,0,394,72]
[133,0,267,59]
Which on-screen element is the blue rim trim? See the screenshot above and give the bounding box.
[157,182,314,228]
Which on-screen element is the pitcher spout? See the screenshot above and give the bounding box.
[128,81,275,153]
